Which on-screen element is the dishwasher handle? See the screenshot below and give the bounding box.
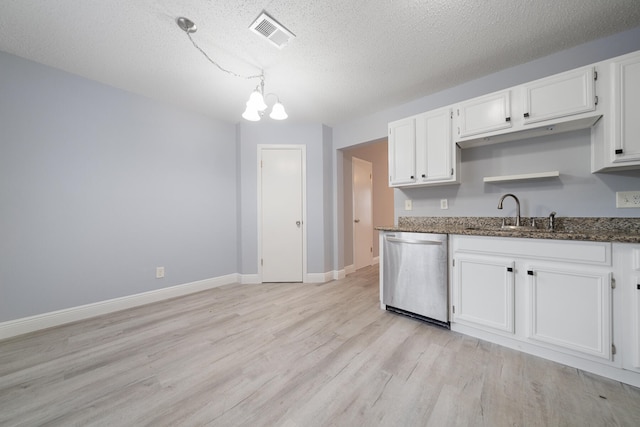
[385,235,443,245]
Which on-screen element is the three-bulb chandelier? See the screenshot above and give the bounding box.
[177,17,287,121]
[242,75,288,121]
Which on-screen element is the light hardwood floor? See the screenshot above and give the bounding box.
[1,266,639,426]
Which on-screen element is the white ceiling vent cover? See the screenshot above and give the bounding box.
[249,12,295,49]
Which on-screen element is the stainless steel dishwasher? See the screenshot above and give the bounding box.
[382,232,449,328]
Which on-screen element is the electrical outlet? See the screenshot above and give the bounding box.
[616,191,640,208]
[405,199,412,210]
[440,199,449,210]
[156,267,165,279]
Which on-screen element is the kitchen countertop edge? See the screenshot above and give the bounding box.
[376,217,640,244]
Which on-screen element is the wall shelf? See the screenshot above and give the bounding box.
[483,171,560,183]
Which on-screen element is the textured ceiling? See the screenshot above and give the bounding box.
[1,0,640,125]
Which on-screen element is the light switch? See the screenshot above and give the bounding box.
[405,199,412,210]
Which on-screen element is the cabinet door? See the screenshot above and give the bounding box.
[456,90,512,138]
[523,67,596,125]
[632,275,640,370]
[388,117,416,186]
[415,108,453,183]
[453,255,515,333]
[612,54,640,163]
[527,265,611,360]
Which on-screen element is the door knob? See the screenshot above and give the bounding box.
[354,219,360,223]
[296,221,301,226]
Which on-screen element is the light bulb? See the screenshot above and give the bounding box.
[242,104,261,121]
[247,90,267,111]
[269,102,288,120]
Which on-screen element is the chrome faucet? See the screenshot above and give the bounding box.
[497,193,521,227]
[548,211,557,231]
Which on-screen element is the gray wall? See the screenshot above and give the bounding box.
[4,25,640,322]
[322,125,335,273]
[398,130,640,219]
[237,122,333,276]
[0,51,238,322]
[331,26,640,271]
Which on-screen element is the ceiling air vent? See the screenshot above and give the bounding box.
[249,12,295,49]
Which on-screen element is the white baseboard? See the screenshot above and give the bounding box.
[240,274,261,284]
[242,272,337,284]
[0,274,239,341]
[305,272,334,283]
[345,264,356,275]
[333,269,346,280]
[373,256,380,265]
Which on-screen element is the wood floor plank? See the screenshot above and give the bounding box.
[1,266,639,426]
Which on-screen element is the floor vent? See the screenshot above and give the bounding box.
[249,12,295,49]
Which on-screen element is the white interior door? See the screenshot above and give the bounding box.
[353,157,373,270]
[260,147,304,282]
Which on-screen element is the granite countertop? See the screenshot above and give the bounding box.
[376,216,640,244]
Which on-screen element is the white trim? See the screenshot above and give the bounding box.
[373,256,380,265]
[0,274,238,341]
[352,157,374,270]
[345,264,356,275]
[305,272,334,283]
[334,269,346,280]
[240,274,261,284]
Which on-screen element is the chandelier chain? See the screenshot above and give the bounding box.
[186,32,264,81]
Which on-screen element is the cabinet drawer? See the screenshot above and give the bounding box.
[453,235,611,266]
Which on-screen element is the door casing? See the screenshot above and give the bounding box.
[352,156,373,270]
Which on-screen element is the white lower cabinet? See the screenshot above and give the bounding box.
[526,263,611,360]
[452,236,612,361]
[613,243,640,374]
[453,255,515,334]
[633,275,640,371]
[449,235,640,388]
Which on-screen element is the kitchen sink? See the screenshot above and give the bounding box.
[464,226,575,234]
[464,226,546,232]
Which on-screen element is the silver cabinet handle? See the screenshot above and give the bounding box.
[386,236,442,245]
[296,221,301,226]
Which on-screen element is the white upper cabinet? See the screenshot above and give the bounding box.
[454,66,601,148]
[388,117,416,186]
[388,108,459,188]
[416,108,457,183]
[522,67,597,125]
[456,90,512,138]
[388,49,640,175]
[592,50,640,172]
[612,53,640,164]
